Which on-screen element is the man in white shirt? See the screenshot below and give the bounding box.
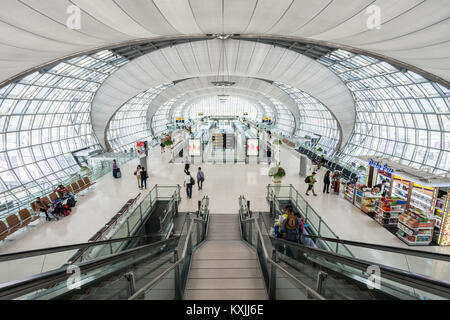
[184,171,193,199]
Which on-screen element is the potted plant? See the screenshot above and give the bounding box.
[268,166,286,184]
[164,136,173,147]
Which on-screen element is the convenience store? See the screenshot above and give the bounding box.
[347,157,450,246]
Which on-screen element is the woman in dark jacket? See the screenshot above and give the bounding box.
[323,170,331,193]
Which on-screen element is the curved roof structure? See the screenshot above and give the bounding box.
[91,39,354,149]
[141,76,301,127]
[0,0,449,88]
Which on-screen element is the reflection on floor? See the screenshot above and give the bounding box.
[0,144,449,285]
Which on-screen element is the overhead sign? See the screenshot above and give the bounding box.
[188,139,201,156]
[198,112,203,116]
[247,139,259,156]
[175,117,185,124]
[369,159,394,174]
[243,112,248,116]
[262,117,271,123]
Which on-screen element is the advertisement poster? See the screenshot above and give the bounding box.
[188,139,201,156]
[136,141,147,157]
[247,139,259,156]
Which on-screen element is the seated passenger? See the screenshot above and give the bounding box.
[35,197,52,221]
[56,185,75,200]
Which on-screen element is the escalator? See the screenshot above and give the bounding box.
[0,195,449,300]
[0,196,210,300]
[238,196,450,300]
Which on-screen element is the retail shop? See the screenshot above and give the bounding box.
[344,157,450,247]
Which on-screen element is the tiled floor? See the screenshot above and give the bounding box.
[0,144,449,285]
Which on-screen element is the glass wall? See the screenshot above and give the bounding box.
[107,84,172,152]
[0,51,127,206]
[274,82,341,154]
[318,50,450,175]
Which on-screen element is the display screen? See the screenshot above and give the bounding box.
[247,139,259,156]
[188,139,201,156]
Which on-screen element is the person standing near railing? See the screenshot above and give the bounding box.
[134,165,142,188]
[140,167,148,190]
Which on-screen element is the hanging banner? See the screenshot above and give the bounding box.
[188,139,201,156]
[247,139,259,156]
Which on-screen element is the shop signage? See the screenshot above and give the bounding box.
[368,159,394,174]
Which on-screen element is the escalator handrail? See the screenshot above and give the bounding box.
[128,216,207,300]
[298,234,450,262]
[0,234,170,263]
[269,235,450,299]
[266,196,449,262]
[240,214,325,300]
[0,236,180,300]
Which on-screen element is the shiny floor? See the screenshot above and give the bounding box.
[0,144,449,286]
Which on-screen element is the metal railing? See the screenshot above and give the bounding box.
[238,196,325,300]
[128,205,210,300]
[72,185,181,263]
[266,184,354,257]
[239,197,450,300]
[0,237,180,300]
[0,152,137,221]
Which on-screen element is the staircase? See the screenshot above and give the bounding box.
[184,214,267,300]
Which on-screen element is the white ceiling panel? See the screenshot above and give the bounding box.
[0,0,448,86]
[91,39,354,149]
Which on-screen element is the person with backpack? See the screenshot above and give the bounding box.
[183,171,194,199]
[197,167,205,190]
[280,206,304,258]
[305,172,318,196]
[140,167,148,190]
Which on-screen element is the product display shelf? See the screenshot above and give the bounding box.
[396,211,434,246]
[434,195,447,229]
[344,184,355,203]
[374,206,402,226]
[357,190,381,214]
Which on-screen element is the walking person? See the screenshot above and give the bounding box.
[323,170,331,194]
[305,172,318,196]
[267,148,272,165]
[184,162,190,175]
[140,167,148,190]
[184,171,194,199]
[112,160,118,178]
[160,142,165,153]
[197,167,205,190]
[134,165,142,188]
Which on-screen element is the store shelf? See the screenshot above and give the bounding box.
[392,192,407,200]
[398,220,433,231]
[412,189,433,200]
[396,232,432,246]
[410,197,432,208]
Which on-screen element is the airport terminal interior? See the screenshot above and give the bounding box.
[0,1,449,300]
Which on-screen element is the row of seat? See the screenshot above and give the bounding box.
[0,176,96,242]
